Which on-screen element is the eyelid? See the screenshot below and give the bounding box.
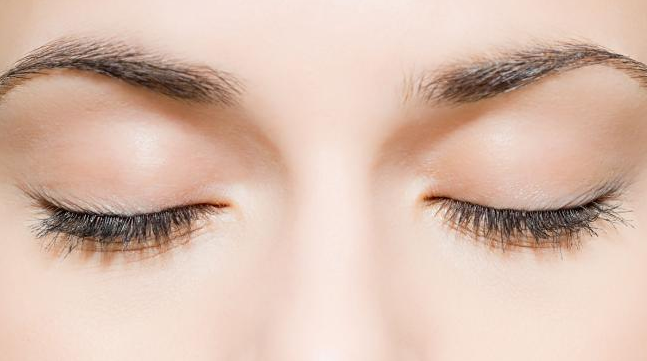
[424,187,631,250]
[28,194,228,257]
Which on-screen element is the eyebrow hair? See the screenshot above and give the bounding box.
[0,37,245,106]
[404,41,647,106]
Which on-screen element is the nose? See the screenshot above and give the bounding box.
[258,145,400,361]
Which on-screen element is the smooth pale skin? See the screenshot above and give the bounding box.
[1,0,647,360]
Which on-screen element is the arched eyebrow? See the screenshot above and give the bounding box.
[0,36,245,107]
[403,41,647,106]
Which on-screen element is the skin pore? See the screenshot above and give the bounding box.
[1,0,647,360]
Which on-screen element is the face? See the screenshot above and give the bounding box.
[1,0,647,360]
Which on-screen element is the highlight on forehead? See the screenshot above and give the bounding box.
[404,41,647,106]
[0,36,245,106]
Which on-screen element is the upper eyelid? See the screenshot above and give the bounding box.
[423,177,628,212]
[427,193,630,246]
[42,201,228,218]
[18,183,231,217]
[32,201,226,256]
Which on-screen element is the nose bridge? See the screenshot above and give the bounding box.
[261,143,395,360]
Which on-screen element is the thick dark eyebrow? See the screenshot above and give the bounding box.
[0,37,244,106]
[404,41,647,106]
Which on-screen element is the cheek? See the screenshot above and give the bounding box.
[0,186,60,359]
[371,170,647,359]
[377,228,647,359]
[0,179,286,360]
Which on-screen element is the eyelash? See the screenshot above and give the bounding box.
[28,186,629,256]
[425,192,630,250]
[32,198,226,256]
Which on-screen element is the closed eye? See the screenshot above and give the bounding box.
[29,195,228,256]
[424,190,630,250]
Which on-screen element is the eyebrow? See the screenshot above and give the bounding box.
[0,37,245,106]
[404,41,647,106]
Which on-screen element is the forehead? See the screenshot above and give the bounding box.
[1,1,645,141]
[2,1,645,59]
[0,1,646,132]
[1,1,645,81]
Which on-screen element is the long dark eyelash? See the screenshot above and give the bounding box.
[32,200,226,256]
[425,193,630,250]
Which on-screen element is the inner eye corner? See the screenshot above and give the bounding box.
[418,191,446,205]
